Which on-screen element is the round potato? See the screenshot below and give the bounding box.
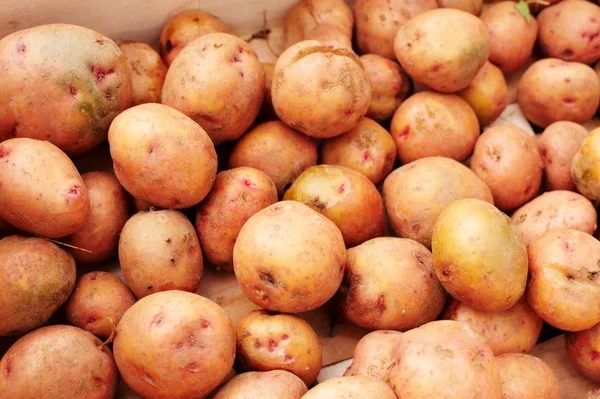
[566,321,600,382]
[214,370,307,399]
[303,376,397,398]
[458,61,507,127]
[439,0,482,15]
[306,23,353,49]
[118,41,167,106]
[572,127,600,201]
[344,330,403,384]
[495,353,560,399]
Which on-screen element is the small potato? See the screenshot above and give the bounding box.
[302,376,397,399]
[511,191,597,246]
[360,54,412,122]
[229,121,318,196]
[517,58,600,128]
[526,229,600,332]
[439,0,483,15]
[214,370,307,399]
[344,330,403,383]
[470,125,543,212]
[195,167,278,272]
[458,61,507,127]
[572,127,600,201]
[390,91,480,163]
[236,310,322,386]
[306,24,353,50]
[119,209,203,299]
[118,41,168,106]
[495,353,560,399]
[566,321,600,382]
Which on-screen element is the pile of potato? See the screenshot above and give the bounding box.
[3,0,600,397]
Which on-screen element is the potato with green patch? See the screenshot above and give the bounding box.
[344,330,403,384]
[118,41,167,106]
[572,127,600,201]
[495,353,560,399]
[458,61,507,127]
[566,321,600,382]
[214,370,307,399]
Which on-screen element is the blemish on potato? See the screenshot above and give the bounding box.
[151,312,164,327]
[92,376,105,387]
[147,284,153,290]
[186,362,200,372]
[591,350,600,361]
[16,43,25,53]
[268,339,277,352]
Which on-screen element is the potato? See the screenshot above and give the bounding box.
[0,236,76,336]
[572,127,600,201]
[236,310,322,385]
[458,61,507,127]
[517,58,600,128]
[0,24,132,154]
[108,103,217,209]
[470,125,543,212]
[214,370,307,399]
[526,229,600,332]
[441,297,543,356]
[233,201,346,313]
[118,41,167,106]
[538,1,600,65]
[432,199,528,312]
[302,376,397,399]
[590,389,600,399]
[0,325,118,399]
[495,353,560,399]
[195,167,278,272]
[306,23,353,50]
[383,156,494,248]
[389,320,502,398]
[119,209,203,299]
[511,191,597,246]
[159,10,230,66]
[480,1,538,74]
[113,290,236,399]
[390,91,480,163]
[353,0,438,59]
[566,321,600,382]
[283,165,384,247]
[162,33,265,145]
[394,9,490,93]
[343,330,403,383]
[65,271,136,340]
[439,0,482,15]
[229,121,318,196]
[272,41,371,139]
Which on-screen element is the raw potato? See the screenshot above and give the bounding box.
[108,103,217,209]
[572,127,600,201]
[236,310,322,386]
[517,58,600,128]
[470,125,543,212]
[233,201,346,313]
[390,91,480,163]
[526,229,600,332]
[302,376,397,398]
[119,209,203,299]
[306,24,353,50]
[511,190,597,246]
[439,0,482,15]
[495,353,560,399]
[118,41,168,105]
[195,167,278,272]
[389,320,502,399]
[590,389,600,399]
[0,325,118,399]
[272,40,371,139]
[0,236,76,336]
[214,370,307,399]
[394,8,490,93]
[343,330,403,384]
[0,24,132,154]
[338,237,446,330]
[229,121,318,196]
[432,199,528,312]
[383,156,494,248]
[113,290,236,399]
[65,271,136,339]
[162,33,265,144]
[566,321,600,382]
[458,61,507,127]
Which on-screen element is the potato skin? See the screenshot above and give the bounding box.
[572,127,600,201]
[439,0,482,15]
[118,41,167,106]
[343,330,403,383]
[566,321,600,382]
[458,61,507,127]
[305,24,353,50]
[213,370,307,399]
[495,353,560,399]
[302,375,397,399]
[113,290,236,399]
[233,201,346,313]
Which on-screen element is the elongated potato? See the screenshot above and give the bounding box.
[344,330,403,384]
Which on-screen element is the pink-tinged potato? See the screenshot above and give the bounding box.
[213,370,307,399]
[320,117,396,185]
[108,103,217,209]
[118,41,167,106]
[441,297,543,356]
[383,157,494,248]
[480,1,539,73]
[572,127,600,201]
[389,320,502,399]
[458,61,507,127]
[303,376,397,398]
[566,321,600,382]
[162,33,265,145]
[517,58,600,128]
[0,138,90,238]
[590,389,600,399]
[119,209,203,299]
[439,0,483,15]
[470,125,543,212]
[338,237,446,331]
[233,201,346,313]
[0,325,118,399]
[65,271,136,340]
[526,229,600,332]
[195,167,278,272]
[495,353,560,399]
[272,40,371,139]
[390,91,480,163]
[159,10,230,66]
[343,330,403,384]
[512,191,597,246]
[0,24,132,154]
[113,290,236,399]
[229,121,318,196]
[306,24,353,50]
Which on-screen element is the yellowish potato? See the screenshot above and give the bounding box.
[303,376,397,399]
[458,61,507,127]
[495,353,560,399]
[572,127,600,201]
[118,41,167,105]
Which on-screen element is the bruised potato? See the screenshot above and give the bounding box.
[495,353,560,399]
[458,61,507,127]
[118,41,168,106]
[566,321,600,382]
[303,376,397,399]
[572,127,600,201]
[214,370,307,399]
[344,330,403,384]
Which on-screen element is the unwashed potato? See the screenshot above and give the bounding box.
[0,325,118,399]
[495,353,560,399]
[458,61,507,127]
[162,33,265,144]
[0,24,132,154]
[302,376,397,398]
[343,330,402,384]
[566,321,600,382]
[572,127,600,201]
[439,0,483,15]
[214,370,307,399]
[390,91,480,163]
[118,41,168,106]
[236,310,322,386]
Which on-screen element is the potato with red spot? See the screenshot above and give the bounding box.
[566,321,600,382]
[303,376,397,398]
[118,41,167,106]
[572,127,600,202]
[113,290,236,399]
[439,0,482,15]
[213,370,307,399]
[495,353,560,399]
[458,61,507,127]
[343,330,403,383]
